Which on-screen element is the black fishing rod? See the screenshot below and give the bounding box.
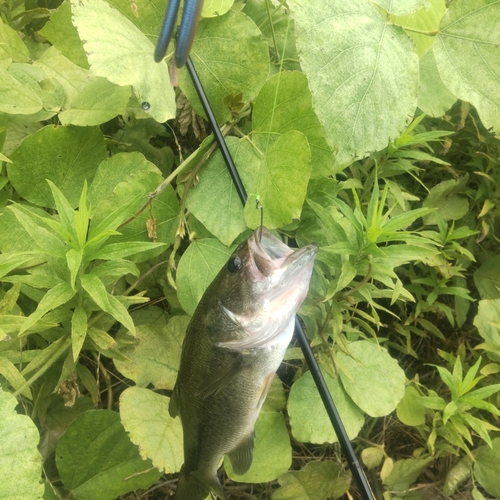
[185,56,375,500]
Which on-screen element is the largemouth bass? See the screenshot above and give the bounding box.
[170,227,317,500]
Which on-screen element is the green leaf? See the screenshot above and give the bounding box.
[474,256,500,300]
[176,238,234,315]
[383,456,433,491]
[39,0,89,68]
[434,0,500,132]
[56,409,161,500]
[337,340,406,417]
[473,299,500,353]
[8,125,106,209]
[71,0,175,123]
[0,357,32,399]
[225,412,291,483]
[0,19,29,68]
[0,388,44,500]
[396,385,426,426]
[0,251,44,279]
[71,306,88,362]
[202,0,234,17]
[91,260,139,285]
[114,314,189,390]
[474,438,500,498]
[288,371,364,444]
[376,0,426,15]
[20,283,76,336]
[418,48,457,117]
[0,68,43,115]
[290,0,418,166]
[242,131,311,229]
[272,461,351,500]
[186,137,247,246]
[66,249,83,289]
[443,455,473,497]
[91,241,167,261]
[423,177,469,224]
[47,180,78,242]
[252,71,335,179]
[59,77,132,126]
[178,10,269,123]
[119,387,184,473]
[391,0,446,57]
[80,273,136,335]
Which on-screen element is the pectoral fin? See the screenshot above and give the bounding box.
[196,355,241,398]
[227,431,255,476]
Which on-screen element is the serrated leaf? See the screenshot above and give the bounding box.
[434,0,500,132]
[80,273,136,335]
[225,412,291,483]
[186,137,246,246]
[59,77,131,126]
[0,388,44,500]
[253,71,335,179]
[8,125,106,209]
[272,461,351,500]
[178,10,269,123]
[290,0,418,166]
[288,371,364,444]
[56,409,161,500]
[176,238,234,315]
[119,387,184,473]
[242,131,311,229]
[114,315,189,390]
[337,340,406,417]
[71,0,175,123]
[20,283,76,335]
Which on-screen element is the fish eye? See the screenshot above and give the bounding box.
[227,256,242,273]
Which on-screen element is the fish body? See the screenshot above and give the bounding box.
[171,228,317,500]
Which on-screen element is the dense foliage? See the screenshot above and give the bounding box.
[1,0,499,499]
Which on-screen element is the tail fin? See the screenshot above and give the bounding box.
[175,466,227,500]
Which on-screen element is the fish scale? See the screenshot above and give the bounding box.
[171,228,317,499]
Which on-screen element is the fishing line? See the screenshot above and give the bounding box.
[185,56,375,500]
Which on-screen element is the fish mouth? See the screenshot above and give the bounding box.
[249,227,318,287]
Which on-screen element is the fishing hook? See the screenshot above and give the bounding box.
[256,198,264,242]
[155,0,204,68]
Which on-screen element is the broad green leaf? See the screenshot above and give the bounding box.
[202,0,234,17]
[178,10,269,123]
[290,0,418,166]
[288,371,364,444]
[272,461,351,500]
[0,19,29,69]
[423,177,469,224]
[262,376,286,412]
[392,0,446,56]
[434,0,500,132]
[59,77,131,126]
[397,386,426,426]
[417,48,457,117]
[186,136,247,246]
[80,273,136,334]
[71,306,88,361]
[114,315,189,390]
[474,299,500,354]
[177,238,234,315]
[34,46,89,107]
[6,64,65,124]
[225,412,291,483]
[8,125,106,208]
[474,257,500,300]
[39,0,89,68]
[119,386,184,473]
[242,131,311,229]
[71,0,175,123]
[0,68,43,115]
[383,456,433,491]
[56,410,161,500]
[443,455,473,497]
[253,71,334,179]
[91,260,139,285]
[474,438,500,498]
[337,340,406,417]
[0,357,32,399]
[376,0,426,15]
[0,388,44,500]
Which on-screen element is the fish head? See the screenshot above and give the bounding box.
[203,228,317,348]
